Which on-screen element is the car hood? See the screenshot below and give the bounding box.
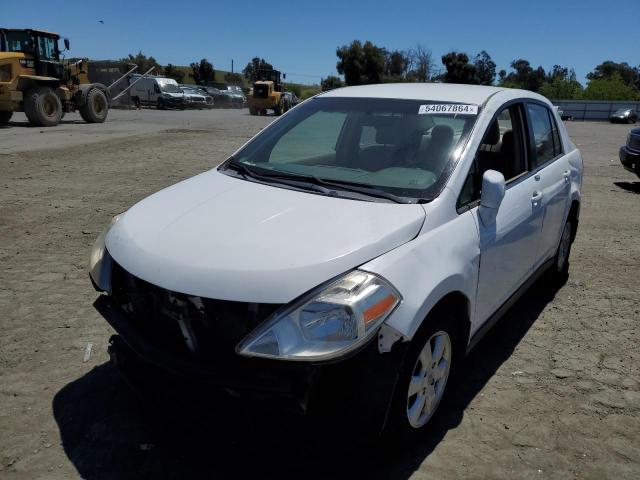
[106,170,425,303]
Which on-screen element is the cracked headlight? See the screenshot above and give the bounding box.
[237,270,401,361]
[88,214,121,293]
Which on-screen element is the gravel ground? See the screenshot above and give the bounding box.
[0,110,638,479]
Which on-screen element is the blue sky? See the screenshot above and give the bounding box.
[4,0,638,85]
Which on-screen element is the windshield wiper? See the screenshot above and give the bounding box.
[225,161,333,195]
[225,160,428,204]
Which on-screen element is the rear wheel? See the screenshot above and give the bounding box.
[0,111,12,124]
[249,108,258,115]
[24,86,62,127]
[79,88,108,123]
[551,218,573,279]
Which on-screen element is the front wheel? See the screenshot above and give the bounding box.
[24,86,62,127]
[157,98,165,110]
[385,315,459,439]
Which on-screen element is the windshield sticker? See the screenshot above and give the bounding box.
[418,104,478,115]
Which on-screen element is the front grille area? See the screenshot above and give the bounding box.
[111,262,282,362]
[628,131,640,152]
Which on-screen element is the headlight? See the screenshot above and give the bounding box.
[237,270,401,361]
[88,214,121,293]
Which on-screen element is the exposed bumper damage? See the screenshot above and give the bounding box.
[95,294,408,440]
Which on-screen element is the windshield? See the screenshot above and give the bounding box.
[226,97,479,200]
[614,109,631,115]
[161,83,182,93]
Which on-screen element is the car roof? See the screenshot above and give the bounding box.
[319,83,533,106]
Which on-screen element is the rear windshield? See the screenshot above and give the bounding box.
[230,96,479,199]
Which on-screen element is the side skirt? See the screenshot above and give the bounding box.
[466,258,554,355]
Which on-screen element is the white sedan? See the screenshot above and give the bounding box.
[90,83,583,440]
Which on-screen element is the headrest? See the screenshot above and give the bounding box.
[431,124,454,146]
[374,119,400,144]
[483,120,501,145]
[501,129,514,148]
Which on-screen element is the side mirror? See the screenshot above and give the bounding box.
[479,169,505,225]
[63,38,70,50]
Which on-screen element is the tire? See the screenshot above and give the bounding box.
[23,86,62,127]
[0,111,12,124]
[157,98,165,110]
[249,108,258,115]
[79,88,108,123]
[384,313,460,440]
[274,100,283,116]
[550,218,573,280]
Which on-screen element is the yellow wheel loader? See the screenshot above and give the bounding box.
[247,69,289,116]
[0,28,112,126]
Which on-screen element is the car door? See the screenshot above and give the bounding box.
[459,102,545,326]
[525,103,570,266]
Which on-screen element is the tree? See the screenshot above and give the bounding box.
[163,64,185,83]
[474,51,496,85]
[243,57,273,82]
[321,75,344,91]
[120,51,162,75]
[406,44,435,83]
[336,40,386,85]
[190,59,215,85]
[539,66,583,100]
[499,59,546,92]
[441,52,477,84]
[587,61,640,90]
[224,72,244,85]
[385,50,409,79]
[582,74,639,101]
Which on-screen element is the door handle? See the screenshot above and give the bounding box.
[531,191,543,206]
[563,170,571,183]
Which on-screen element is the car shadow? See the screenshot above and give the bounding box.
[53,273,566,479]
[614,181,640,194]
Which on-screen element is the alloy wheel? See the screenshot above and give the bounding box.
[406,330,452,428]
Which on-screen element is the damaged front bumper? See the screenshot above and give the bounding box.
[95,295,408,439]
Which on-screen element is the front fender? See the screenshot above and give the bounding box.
[361,190,480,342]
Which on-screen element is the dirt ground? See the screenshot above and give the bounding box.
[0,109,638,479]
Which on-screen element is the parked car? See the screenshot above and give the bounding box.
[90,83,582,441]
[201,86,233,108]
[619,127,640,178]
[610,108,637,124]
[179,85,214,109]
[553,105,573,121]
[129,75,186,110]
[225,85,246,108]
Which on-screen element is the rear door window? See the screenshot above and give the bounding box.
[526,103,562,168]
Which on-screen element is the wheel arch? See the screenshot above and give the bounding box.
[17,76,59,92]
[411,290,472,351]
